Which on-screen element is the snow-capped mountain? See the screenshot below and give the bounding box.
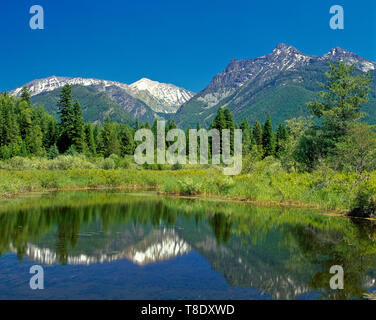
[175,43,376,127]
[129,78,195,113]
[10,76,194,117]
[10,76,128,97]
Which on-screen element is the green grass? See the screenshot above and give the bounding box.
[0,155,373,213]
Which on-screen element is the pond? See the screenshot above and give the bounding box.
[0,190,375,300]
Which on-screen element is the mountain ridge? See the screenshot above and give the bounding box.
[10,76,194,123]
[174,43,376,127]
[8,44,376,127]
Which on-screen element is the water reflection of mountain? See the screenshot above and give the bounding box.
[1,191,376,299]
[12,229,190,266]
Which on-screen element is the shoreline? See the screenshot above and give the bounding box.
[0,168,371,219]
[0,183,350,218]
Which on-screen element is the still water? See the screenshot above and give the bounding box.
[0,190,375,300]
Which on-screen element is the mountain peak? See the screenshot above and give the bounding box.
[130,78,160,90]
[327,46,350,56]
[272,43,303,55]
[129,78,194,113]
[322,47,375,72]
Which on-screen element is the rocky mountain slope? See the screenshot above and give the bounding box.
[9,44,376,127]
[11,76,194,124]
[175,43,376,127]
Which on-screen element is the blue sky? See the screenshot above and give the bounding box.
[1,0,375,92]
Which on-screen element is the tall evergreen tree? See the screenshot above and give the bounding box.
[275,123,288,158]
[262,114,275,158]
[85,123,97,155]
[135,119,140,130]
[57,84,74,152]
[253,121,263,146]
[71,100,86,153]
[100,117,120,157]
[119,124,135,156]
[223,108,235,154]
[45,118,57,149]
[211,107,226,131]
[306,61,372,159]
[20,85,32,105]
[240,118,252,154]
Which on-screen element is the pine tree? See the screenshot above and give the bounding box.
[45,118,57,149]
[223,108,235,154]
[308,61,371,141]
[211,107,226,131]
[253,121,263,146]
[20,86,32,105]
[210,108,226,156]
[100,117,120,157]
[119,124,135,156]
[25,123,43,156]
[0,94,22,150]
[16,86,33,140]
[85,123,97,155]
[143,122,151,130]
[262,115,275,158]
[275,123,288,158]
[240,118,252,154]
[71,100,86,153]
[57,84,74,152]
[20,140,28,157]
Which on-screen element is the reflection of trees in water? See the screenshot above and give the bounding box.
[1,191,376,299]
[287,219,376,299]
[0,193,209,264]
[208,212,232,244]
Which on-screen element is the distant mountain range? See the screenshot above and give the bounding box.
[11,76,194,124]
[9,44,376,127]
[174,43,376,127]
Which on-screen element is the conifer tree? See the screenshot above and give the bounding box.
[71,100,86,153]
[25,123,43,156]
[85,123,97,155]
[262,114,275,158]
[211,107,226,132]
[135,119,140,130]
[57,84,74,152]
[45,118,57,149]
[20,85,32,105]
[275,123,288,158]
[240,118,252,154]
[100,117,120,157]
[119,124,135,156]
[253,121,263,146]
[223,108,235,154]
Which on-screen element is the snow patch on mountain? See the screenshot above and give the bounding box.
[10,76,128,97]
[129,78,195,113]
[10,76,194,114]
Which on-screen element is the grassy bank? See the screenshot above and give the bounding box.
[1,156,375,214]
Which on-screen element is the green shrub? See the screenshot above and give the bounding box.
[350,185,376,218]
[178,177,203,195]
[102,158,116,170]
